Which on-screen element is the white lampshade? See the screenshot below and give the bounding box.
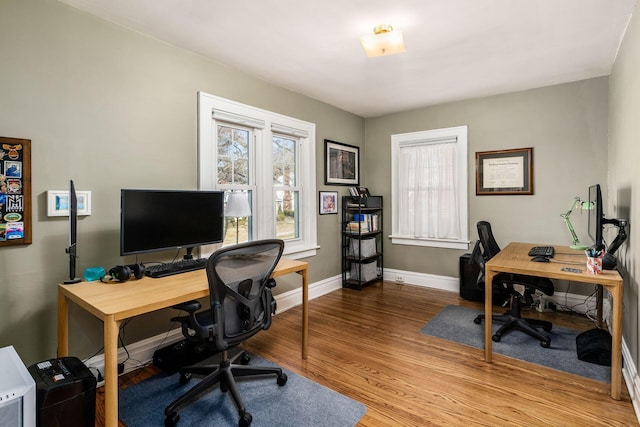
[225,192,252,218]
[360,24,405,58]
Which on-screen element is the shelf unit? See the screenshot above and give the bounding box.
[341,196,383,289]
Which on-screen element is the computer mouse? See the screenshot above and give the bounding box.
[531,256,550,263]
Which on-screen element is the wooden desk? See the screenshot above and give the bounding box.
[484,242,623,399]
[57,258,308,427]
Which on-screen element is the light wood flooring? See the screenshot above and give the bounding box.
[101,282,638,426]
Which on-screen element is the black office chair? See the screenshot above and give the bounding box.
[164,239,287,427]
[471,221,555,348]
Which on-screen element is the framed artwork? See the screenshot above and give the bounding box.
[325,139,359,185]
[47,190,92,217]
[319,191,338,215]
[476,147,533,195]
[0,137,31,246]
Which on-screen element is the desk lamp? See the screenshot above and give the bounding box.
[225,191,252,245]
[560,196,591,250]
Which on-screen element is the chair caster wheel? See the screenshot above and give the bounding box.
[277,372,288,386]
[240,353,251,365]
[165,412,179,426]
[239,412,252,426]
[540,340,551,348]
[473,317,482,325]
[492,334,501,343]
[179,372,192,385]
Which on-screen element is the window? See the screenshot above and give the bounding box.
[390,126,469,249]
[198,92,317,258]
[273,134,299,240]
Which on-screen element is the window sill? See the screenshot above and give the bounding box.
[283,244,319,259]
[390,235,469,250]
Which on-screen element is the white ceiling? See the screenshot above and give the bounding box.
[57,0,636,118]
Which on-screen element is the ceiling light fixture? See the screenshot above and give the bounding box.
[360,24,406,57]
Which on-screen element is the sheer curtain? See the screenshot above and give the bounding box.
[397,141,461,239]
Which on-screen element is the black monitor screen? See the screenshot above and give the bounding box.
[120,189,224,256]
[588,184,604,249]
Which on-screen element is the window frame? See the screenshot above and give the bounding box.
[197,92,317,258]
[390,125,469,250]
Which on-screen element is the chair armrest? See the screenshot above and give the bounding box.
[171,300,202,313]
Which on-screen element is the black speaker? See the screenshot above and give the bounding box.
[153,340,218,374]
[576,328,612,366]
[459,253,483,301]
[27,357,96,427]
[459,254,509,305]
[603,253,617,270]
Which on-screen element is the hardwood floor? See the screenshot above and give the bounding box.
[101,282,638,426]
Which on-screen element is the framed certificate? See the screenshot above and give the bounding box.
[476,147,533,195]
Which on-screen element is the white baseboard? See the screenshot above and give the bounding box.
[383,268,459,291]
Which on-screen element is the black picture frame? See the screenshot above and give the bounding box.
[319,191,338,215]
[325,139,359,186]
[476,147,533,195]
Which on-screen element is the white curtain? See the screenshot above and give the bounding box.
[398,141,460,239]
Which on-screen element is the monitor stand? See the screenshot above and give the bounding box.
[64,245,81,284]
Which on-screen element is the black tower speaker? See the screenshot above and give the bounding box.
[27,357,96,427]
[459,253,483,301]
[459,253,509,305]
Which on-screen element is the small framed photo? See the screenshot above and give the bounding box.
[476,147,533,195]
[319,191,338,215]
[325,139,359,186]
[47,190,92,217]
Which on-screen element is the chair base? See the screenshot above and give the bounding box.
[164,350,288,427]
[474,296,552,348]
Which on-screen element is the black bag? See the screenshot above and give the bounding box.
[576,328,612,366]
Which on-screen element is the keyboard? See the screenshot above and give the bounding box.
[527,246,555,258]
[145,258,208,278]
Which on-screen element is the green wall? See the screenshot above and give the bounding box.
[609,1,640,376]
[0,0,363,364]
[1,0,628,374]
[365,78,609,278]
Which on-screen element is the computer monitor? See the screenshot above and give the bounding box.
[64,180,81,284]
[587,184,604,250]
[120,189,224,257]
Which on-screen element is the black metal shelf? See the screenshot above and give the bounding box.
[341,196,383,290]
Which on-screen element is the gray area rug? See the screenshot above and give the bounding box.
[420,305,610,383]
[119,354,366,426]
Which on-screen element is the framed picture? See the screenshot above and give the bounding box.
[0,137,31,246]
[319,191,338,215]
[325,139,359,186]
[47,190,92,217]
[476,148,533,195]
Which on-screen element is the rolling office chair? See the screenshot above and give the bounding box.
[471,221,555,348]
[164,239,287,427]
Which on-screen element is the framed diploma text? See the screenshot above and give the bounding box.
[475,147,533,195]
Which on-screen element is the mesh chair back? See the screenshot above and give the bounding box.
[206,239,284,350]
[477,221,502,260]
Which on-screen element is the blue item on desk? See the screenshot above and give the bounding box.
[586,247,604,258]
[84,267,106,281]
[531,256,550,263]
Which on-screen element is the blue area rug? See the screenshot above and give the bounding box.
[119,354,366,426]
[420,305,610,383]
